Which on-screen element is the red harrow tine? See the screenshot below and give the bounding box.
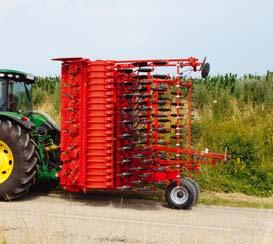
[153,78,159,146]
[115,70,134,188]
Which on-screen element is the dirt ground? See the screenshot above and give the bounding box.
[1,191,273,244]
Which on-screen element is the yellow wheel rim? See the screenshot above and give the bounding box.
[0,140,14,184]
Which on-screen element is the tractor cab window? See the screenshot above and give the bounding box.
[8,81,32,112]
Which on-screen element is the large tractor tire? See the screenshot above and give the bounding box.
[0,119,38,200]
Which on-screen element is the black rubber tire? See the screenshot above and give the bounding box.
[183,177,200,205]
[165,178,197,210]
[0,119,38,201]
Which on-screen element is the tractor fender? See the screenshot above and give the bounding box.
[23,110,60,132]
[0,114,35,131]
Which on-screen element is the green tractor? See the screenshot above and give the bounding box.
[0,69,60,200]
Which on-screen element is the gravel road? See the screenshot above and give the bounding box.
[0,191,273,244]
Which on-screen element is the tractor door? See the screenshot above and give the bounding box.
[0,79,4,110]
[0,79,8,111]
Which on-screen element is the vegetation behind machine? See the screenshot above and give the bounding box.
[32,72,273,196]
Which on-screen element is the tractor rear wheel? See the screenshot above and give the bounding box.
[0,119,38,200]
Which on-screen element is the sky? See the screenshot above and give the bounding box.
[0,0,272,76]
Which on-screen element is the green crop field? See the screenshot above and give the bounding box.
[193,73,273,196]
[33,72,273,197]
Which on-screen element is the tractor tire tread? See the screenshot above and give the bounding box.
[0,119,38,201]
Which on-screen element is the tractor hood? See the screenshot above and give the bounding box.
[0,69,36,83]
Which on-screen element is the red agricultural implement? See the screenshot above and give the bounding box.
[54,57,226,209]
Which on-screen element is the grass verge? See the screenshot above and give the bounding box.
[199,191,273,209]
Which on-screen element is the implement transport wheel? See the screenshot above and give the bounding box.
[0,119,38,201]
[165,178,196,210]
[183,177,200,205]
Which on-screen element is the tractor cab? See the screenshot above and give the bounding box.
[0,69,35,113]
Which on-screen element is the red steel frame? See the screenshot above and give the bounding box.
[54,57,226,192]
